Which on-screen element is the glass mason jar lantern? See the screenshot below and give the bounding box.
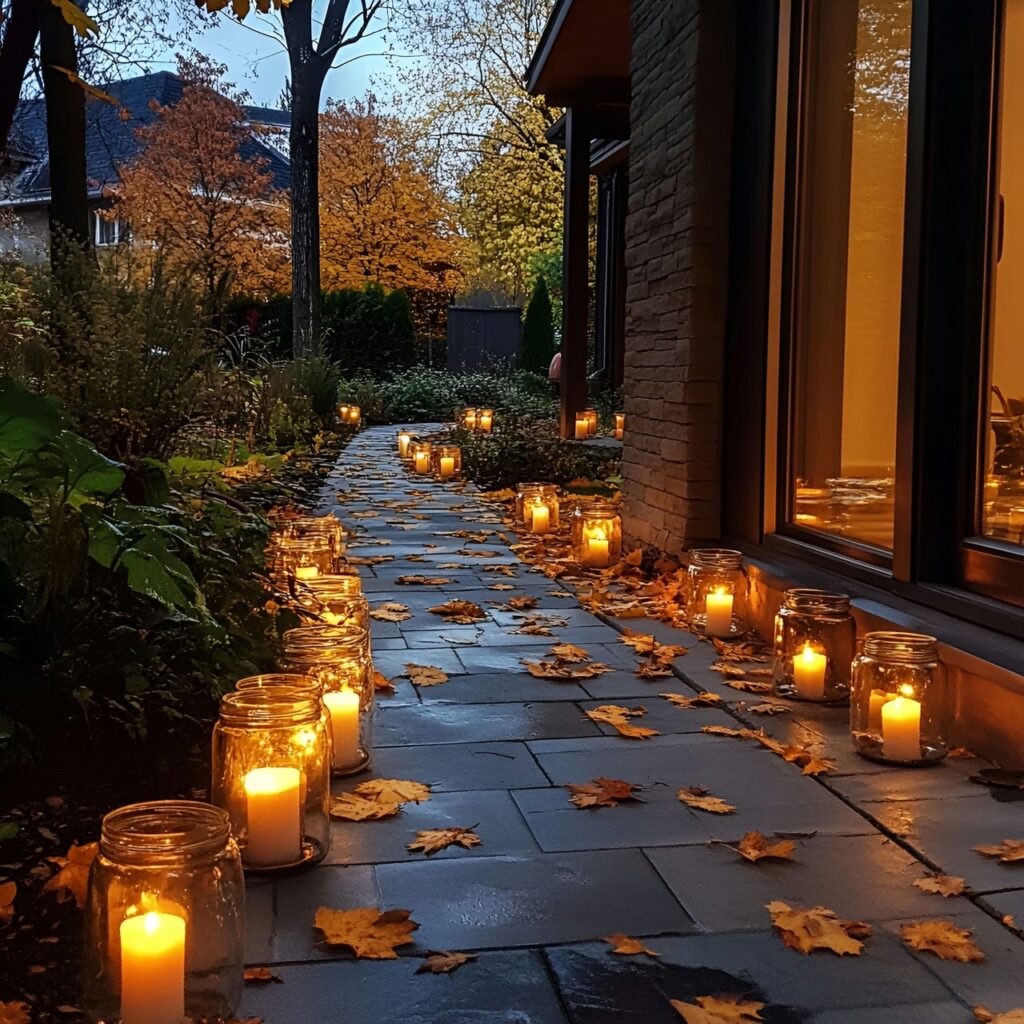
[459,406,478,430]
[477,408,494,433]
[851,632,947,765]
[614,412,625,440]
[773,589,855,703]
[411,440,433,475]
[433,444,462,480]
[212,688,330,871]
[524,490,559,535]
[345,405,361,427]
[293,576,369,629]
[82,800,244,1024]
[279,513,346,559]
[397,429,414,459]
[572,506,622,569]
[282,625,373,776]
[686,548,747,638]
[268,534,336,584]
[574,411,589,440]
[583,408,599,437]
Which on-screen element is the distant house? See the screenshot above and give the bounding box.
[0,70,290,258]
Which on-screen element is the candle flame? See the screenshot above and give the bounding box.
[899,683,916,698]
[142,911,162,936]
[800,644,817,663]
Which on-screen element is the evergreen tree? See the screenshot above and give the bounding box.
[521,276,555,373]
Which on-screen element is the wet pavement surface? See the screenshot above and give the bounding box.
[241,426,1024,1023]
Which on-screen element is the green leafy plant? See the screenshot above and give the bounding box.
[521,276,556,373]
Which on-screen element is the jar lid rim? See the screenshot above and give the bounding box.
[101,800,230,859]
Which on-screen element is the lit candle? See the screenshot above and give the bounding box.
[398,433,412,457]
[530,503,550,534]
[294,565,319,580]
[704,587,734,637]
[348,407,360,424]
[882,692,921,762]
[120,911,185,1024]
[614,413,624,440]
[439,456,456,479]
[244,766,302,866]
[869,689,891,730]
[414,451,431,474]
[338,405,350,420]
[479,413,492,432]
[575,416,588,440]
[792,644,827,700]
[582,526,610,568]
[465,410,477,430]
[323,689,360,770]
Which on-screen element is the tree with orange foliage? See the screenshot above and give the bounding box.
[110,57,289,311]
[318,96,463,302]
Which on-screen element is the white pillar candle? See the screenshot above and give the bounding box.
[439,456,456,479]
[293,565,319,581]
[414,451,431,474]
[465,411,477,430]
[244,766,302,866]
[120,911,185,1024]
[530,504,550,534]
[478,414,492,432]
[575,418,588,440]
[881,694,921,761]
[324,689,361,770]
[704,588,734,637]
[581,527,610,568]
[868,689,890,730]
[398,433,412,457]
[793,644,827,700]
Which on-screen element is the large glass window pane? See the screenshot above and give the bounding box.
[983,0,1024,545]
[787,0,912,551]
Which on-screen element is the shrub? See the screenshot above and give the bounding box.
[521,276,555,373]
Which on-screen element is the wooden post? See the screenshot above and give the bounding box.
[560,105,591,438]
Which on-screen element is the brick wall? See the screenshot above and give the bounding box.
[621,0,736,553]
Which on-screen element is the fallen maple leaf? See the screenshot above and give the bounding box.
[766,901,870,955]
[670,994,765,1023]
[330,794,402,821]
[429,599,487,623]
[0,882,15,925]
[404,664,449,686]
[407,826,481,856]
[490,583,515,591]
[975,1007,1024,1024]
[315,907,418,959]
[746,703,790,716]
[549,642,590,662]
[370,602,411,622]
[396,575,453,585]
[508,596,538,610]
[373,670,395,692]
[636,661,674,679]
[913,874,966,897]
[724,679,773,694]
[604,933,660,957]
[662,692,722,708]
[0,1001,30,1024]
[416,950,477,974]
[43,841,98,908]
[243,966,283,984]
[354,779,431,804]
[901,920,984,962]
[586,705,659,739]
[974,839,1024,863]
[524,659,613,680]
[678,786,736,815]
[566,778,644,809]
[722,831,796,863]
[779,744,834,775]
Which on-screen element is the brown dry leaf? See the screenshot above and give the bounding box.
[901,920,984,962]
[407,826,481,856]
[974,840,1024,863]
[404,664,449,686]
[975,1007,1024,1023]
[780,744,834,776]
[624,548,644,567]
[566,777,644,809]
[0,882,15,925]
[508,595,538,610]
[662,692,723,709]
[44,841,98,908]
[490,583,515,591]
[723,831,796,863]
[724,679,773,695]
[670,995,765,1023]
[620,632,659,654]
[373,670,395,692]
[347,555,394,565]
[524,659,613,680]
[549,643,590,662]
[244,966,283,984]
[330,794,402,821]
[586,705,659,739]
[315,907,418,959]
[416,951,477,975]
[370,602,411,622]
[747,703,790,716]
[636,661,674,679]
[354,779,431,804]
[429,599,486,623]
[678,786,736,815]
[0,1002,31,1024]
[766,901,870,956]
[913,874,966,897]
[604,933,660,958]
[396,575,453,586]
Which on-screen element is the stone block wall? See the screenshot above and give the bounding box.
[621,0,736,553]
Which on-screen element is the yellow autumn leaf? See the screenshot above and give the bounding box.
[314,906,418,959]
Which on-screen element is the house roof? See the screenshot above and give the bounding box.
[7,70,290,204]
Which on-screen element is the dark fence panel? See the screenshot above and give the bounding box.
[446,307,522,372]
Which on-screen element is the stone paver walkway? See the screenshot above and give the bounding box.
[242,425,1024,1024]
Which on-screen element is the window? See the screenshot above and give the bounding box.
[783,0,913,555]
[93,210,127,247]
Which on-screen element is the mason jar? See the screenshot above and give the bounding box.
[211,688,330,871]
[432,444,462,481]
[292,576,369,630]
[516,483,560,533]
[851,631,947,765]
[685,548,747,638]
[773,589,855,703]
[410,441,433,475]
[571,506,623,570]
[396,429,414,459]
[267,534,336,584]
[82,800,244,1024]
[278,513,346,558]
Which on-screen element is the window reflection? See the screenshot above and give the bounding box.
[983,0,1024,546]
[788,0,912,551]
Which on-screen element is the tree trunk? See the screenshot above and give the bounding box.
[287,64,324,358]
[0,0,38,157]
[37,0,92,264]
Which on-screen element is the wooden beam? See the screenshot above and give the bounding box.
[560,105,591,439]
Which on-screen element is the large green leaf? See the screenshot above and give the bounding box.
[120,547,196,610]
[59,432,124,499]
[0,379,61,459]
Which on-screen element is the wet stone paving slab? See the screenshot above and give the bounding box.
[241,425,1024,1024]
